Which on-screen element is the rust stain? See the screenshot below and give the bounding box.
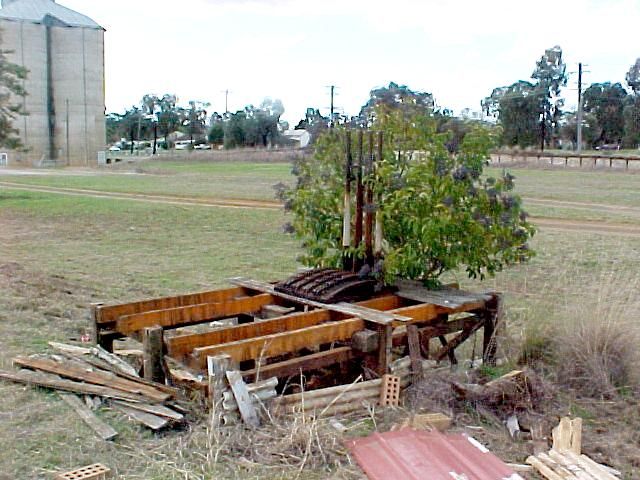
[347,428,523,480]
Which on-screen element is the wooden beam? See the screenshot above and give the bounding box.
[483,293,502,366]
[241,347,354,382]
[96,286,247,324]
[143,326,165,384]
[116,293,274,335]
[434,318,484,362]
[58,393,118,441]
[13,356,170,403]
[407,324,422,382]
[166,309,332,359]
[191,318,365,367]
[226,370,260,428]
[230,278,410,325]
[377,324,393,375]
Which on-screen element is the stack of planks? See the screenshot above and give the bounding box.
[527,417,621,480]
[0,342,185,439]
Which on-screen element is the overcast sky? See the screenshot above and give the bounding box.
[61,0,640,124]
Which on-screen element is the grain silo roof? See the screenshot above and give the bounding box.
[0,0,103,29]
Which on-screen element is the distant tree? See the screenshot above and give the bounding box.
[183,100,209,145]
[483,46,566,149]
[295,108,329,143]
[222,99,285,149]
[156,94,184,147]
[0,30,28,149]
[582,82,627,146]
[623,59,640,147]
[625,58,640,94]
[207,114,224,145]
[359,81,434,125]
[622,96,640,148]
[483,81,544,147]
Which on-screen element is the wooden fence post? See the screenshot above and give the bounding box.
[377,324,393,376]
[143,326,165,383]
[208,354,232,428]
[90,303,112,351]
[482,293,503,366]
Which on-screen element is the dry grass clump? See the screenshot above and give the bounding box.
[554,272,640,399]
[517,264,640,400]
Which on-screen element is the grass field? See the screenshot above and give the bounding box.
[1,159,639,478]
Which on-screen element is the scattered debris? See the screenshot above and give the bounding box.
[392,412,452,432]
[527,417,621,480]
[347,428,524,480]
[0,343,184,435]
[55,463,111,480]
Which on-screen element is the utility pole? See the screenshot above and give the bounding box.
[576,62,583,154]
[330,85,335,128]
[222,89,230,114]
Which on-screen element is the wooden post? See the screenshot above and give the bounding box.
[374,131,384,257]
[226,370,260,428]
[343,130,353,270]
[208,354,232,427]
[376,324,393,376]
[407,324,423,382]
[354,130,364,271]
[90,303,113,352]
[143,325,165,383]
[364,131,374,264]
[482,293,503,366]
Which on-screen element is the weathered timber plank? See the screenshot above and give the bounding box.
[79,355,177,396]
[192,318,365,367]
[112,403,169,430]
[96,286,247,324]
[396,279,491,309]
[13,356,170,403]
[230,278,410,325]
[116,293,274,335]
[0,369,151,402]
[377,324,393,375]
[166,310,333,358]
[58,393,118,441]
[241,347,355,382]
[167,294,402,359]
[226,370,260,428]
[111,400,184,421]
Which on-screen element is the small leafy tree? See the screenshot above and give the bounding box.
[0,30,28,149]
[282,107,535,287]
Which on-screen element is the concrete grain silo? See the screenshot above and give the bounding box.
[0,0,105,166]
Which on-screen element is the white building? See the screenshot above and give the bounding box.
[0,0,105,166]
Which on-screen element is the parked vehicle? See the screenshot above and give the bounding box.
[193,143,211,150]
[174,140,192,150]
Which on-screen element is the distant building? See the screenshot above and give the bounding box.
[282,129,311,148]
[0,0,105,166]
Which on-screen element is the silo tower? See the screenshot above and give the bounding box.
[0,0,105,166]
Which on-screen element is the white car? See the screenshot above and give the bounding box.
[193,143,212,150]
[108,145,121,152]
[174,141,191,150]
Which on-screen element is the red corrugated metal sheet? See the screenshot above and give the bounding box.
[346,428,524,480]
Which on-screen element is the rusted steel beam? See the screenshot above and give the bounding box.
[190,317,365,367]
[116,293,274,335]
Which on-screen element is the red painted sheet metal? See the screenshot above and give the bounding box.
[346,428,524,480]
